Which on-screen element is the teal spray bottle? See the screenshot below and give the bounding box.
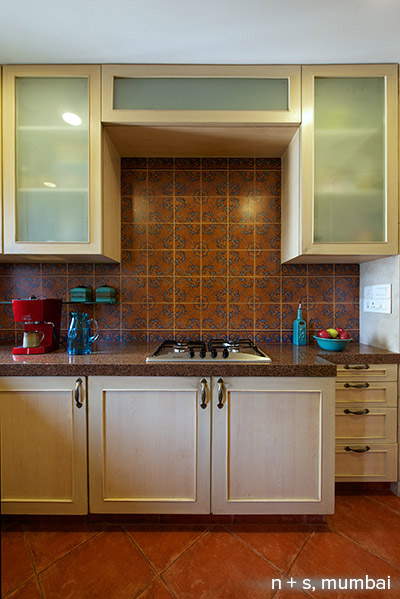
[293,302,307,346]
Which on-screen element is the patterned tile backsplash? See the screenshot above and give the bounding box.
[0,157,360,345]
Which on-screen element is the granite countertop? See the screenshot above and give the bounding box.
[0,341,399,377]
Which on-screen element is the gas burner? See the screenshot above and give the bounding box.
[146,338,272,363]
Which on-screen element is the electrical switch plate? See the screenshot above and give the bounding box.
[372,284,391,299]
[364,286,373,299]
[363,298,392,314]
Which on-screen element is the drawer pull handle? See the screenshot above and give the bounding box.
[217,378,225,409]
[344,364,370,370]
[74,377,83,409]
[200,378,208,409]
[344,382,370,389]
[345,445,371,453]
[344,408,370,415]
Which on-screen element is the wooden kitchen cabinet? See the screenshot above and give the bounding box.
[88,376,211,514]
[89,375,335,515]
[0,376,88,515]
[2,65,120,262]
[335,363,398,481]
[281,64,398,263]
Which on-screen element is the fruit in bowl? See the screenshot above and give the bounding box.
[314,327,353,351]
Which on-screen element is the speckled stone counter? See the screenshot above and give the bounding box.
[0,342,399,377]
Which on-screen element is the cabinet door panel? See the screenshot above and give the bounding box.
[89,377,211,513]
[212,377,335,514]
[0,376,87,515]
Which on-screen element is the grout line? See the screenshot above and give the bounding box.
[21,529,44,599]
[224,525,283,576]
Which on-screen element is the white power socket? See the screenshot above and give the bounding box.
[363,298,391,314]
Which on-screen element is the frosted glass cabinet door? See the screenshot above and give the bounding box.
[1,65,120,260]
[15,77,89,243]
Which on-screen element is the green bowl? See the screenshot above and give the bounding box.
[313,336,352,351]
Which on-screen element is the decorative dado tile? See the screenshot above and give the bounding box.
[202,224,227,250]
[202,158,227,169]
[148,277,173,303]
[123,170,147,196]
[121,224,147,250]
[175,170,201,196]
[42,277,67,300]
[335,304,360,330]
[42,263,67,275]
[202,277,227,303]
[94,262,121,275]
[308,276,333,303]
[202,171,227,196]
[255,277,281,303]
[175,224,201,250]
[229,224,254,250]
[254,196,280,223]
[121,304,147,330]
[202,304,227,329]
[202,330,228,341]
[229,304,254,330]
[121,157,147,169]
[175,197,201,223]
[202,251,228,276]
[255,331,281,343]
[255,304,281,330]
[229,171,255,196]
[175,304,201,330]
[255,170,281,196]
[229,331,255,342]
[228,277,254,303]
[255,224,281,250]
[175,251,200,276]
[148,251,174,276]
[308,264,334,275]
[255,251,281,276]
[0,277,15,301]
[147,197,174,223]
[256,158,281,170]
[282,303,302,330]
[121,251,147,276]
[202,196,227,223]
[148,224,173,250]
[148,158,174,169]
[175,158,201,169]
[148,330,174,342]
[175,330,202,341]
[282,277,307,303]
[175,277,201,302]
[335,264,360,275]
[229,158,254,169]
[0,304,15,329]
[147,304,174,329]
[121,277,147,303]
[307,303,334,331]
[229,251,254,277]
[15,263,41,275]
[228,197,254,223]
[15,276,42,299]
[95,304,121,330]
[281,263,307,275]
[148,170,174,196]
[335,277,360,303]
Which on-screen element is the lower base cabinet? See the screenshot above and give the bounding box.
[0,377,87,515]
[88,376,335,515]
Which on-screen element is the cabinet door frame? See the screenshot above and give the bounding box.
[1,65,109,259]
[0,376,88,515]
[282,64,398,263]
[88,376,211,514]
[101,64,301,125]
[211,376,335,514]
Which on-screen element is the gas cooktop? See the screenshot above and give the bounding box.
[146,338,272,363]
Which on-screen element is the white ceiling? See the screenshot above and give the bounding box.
[1,0,400,65]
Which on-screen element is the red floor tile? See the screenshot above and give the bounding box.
[38,530,156,599]
[23,524,101,572]
[273,589,310,598]
[366,491,400,514]
[290,529,400,598]
[326,494,400,569]
[136,578,175,599]
[126,525,208,572]
[2,578,41,599]
[227,524,313,573]
[162,526,279,599]
[1,530,35,597]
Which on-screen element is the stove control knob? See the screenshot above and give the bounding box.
[222,348,229,359]
[199,348,206,359]
[210,348,218,359]
[189,348,195,359]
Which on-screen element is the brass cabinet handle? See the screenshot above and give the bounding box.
[344,382,370,389]
[74,377,83,408]
[200,378,208,409]
[217,378,225,409]
[344,364,370,370]
[345,445,371,453]
[344,408,370,415]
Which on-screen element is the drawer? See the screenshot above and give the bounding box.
[336,364,397,382]
[335,381,397,407]
[335,407,397,443]
[335,444,398,482]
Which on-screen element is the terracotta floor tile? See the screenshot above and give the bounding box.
[2,578,42,599]
[228,524,313,573]
[162,526,279,599]
[326,494,400,569]
[366,491,400,514]
[23,524,101,572]
[1,530,35,597]
[136,578,175,599]
[290,529,400,598]
[273,589,310,598]
[39,530,155,599]
[126,525,207,572]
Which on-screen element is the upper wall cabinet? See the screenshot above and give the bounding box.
[2,65,120,262]
[102,65,301,126]
[281,64,399,263]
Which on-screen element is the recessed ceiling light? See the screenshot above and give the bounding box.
[62,112,82,126]
[43,181,57,188]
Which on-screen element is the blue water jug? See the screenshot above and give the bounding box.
[67,312,99,355]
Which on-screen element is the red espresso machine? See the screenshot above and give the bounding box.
[12,296,63,355]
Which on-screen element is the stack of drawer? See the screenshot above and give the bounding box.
[335,364,398,482]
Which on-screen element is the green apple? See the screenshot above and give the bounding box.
[326,328,339,338]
